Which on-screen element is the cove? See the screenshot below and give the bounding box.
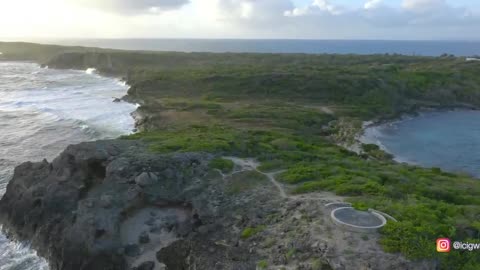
[363,110,480,177]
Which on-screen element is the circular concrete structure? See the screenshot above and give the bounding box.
[324,202,352,211]
[331,207,387,233]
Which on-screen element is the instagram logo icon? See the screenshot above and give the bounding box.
[437,238,451,253]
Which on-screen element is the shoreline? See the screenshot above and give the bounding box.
[355,107,480,176]
[45,64,144,134]
[2,43,480,269]
[0,62,139,270]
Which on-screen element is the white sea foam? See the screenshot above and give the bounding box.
[360,123,407,163]
[0,62,137,270]
[0,227,48,270]
[85,67,97,74]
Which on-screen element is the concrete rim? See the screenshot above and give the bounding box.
[331,207,387,231]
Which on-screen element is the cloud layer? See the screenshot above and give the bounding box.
[268,0,475,27]
[212,0,479,39]
[1,0,479,39]
[62,0,480,32]
[74,0,190,14]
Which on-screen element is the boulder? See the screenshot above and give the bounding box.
[0,138,421,270]
[139,231,150,244]
[0,140,217,270]
[135,172,158,187]
[133,261,155,270]
[124,244,142,257]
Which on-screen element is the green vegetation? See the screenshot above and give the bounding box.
[361,144,393,160]
[257,260,268,269]
[4,41,480,120]
[118,50,480,267]
[352,202,370,211]
[209,158,234,173]
[4,42,480,268]
[0,42,92,62]
[128,124,480,266]
[311,259,322,270]
[263,237,276,248]
[311,258,332,270]
[226,171,268,194]
[286,248,296,261]
[241,225,266,239]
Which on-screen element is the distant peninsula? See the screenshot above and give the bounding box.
[0,41,479,270]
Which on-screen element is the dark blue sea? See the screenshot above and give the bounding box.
[37,39,480,57]
[363,111,480,177]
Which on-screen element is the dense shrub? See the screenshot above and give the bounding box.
[209,158,234,173]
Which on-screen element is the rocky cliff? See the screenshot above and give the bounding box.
[0,46,448,269]
[0,139,432,270]
[45,52,115,74]
[0,140,279,270]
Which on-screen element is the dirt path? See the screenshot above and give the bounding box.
[224,157,287,199]
[220,157,409,270]
[319,106,334,115]
[303,105,335,115]
[223,157,343,203]
[263,170,287,198]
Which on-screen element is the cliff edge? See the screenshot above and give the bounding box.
[0,140,270,270]
[0,139,430,270]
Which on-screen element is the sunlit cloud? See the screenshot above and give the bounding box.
[72,0,190,14]
[0,0,479,40]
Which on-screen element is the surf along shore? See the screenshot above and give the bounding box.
[0,41,480,269]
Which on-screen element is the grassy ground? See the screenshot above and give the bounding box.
[2,42,480,268]
[126,123,480,268]
[120,53,480,268]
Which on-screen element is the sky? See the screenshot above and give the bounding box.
[1,0,480,40]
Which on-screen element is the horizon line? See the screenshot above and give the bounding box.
[2,37,480,43]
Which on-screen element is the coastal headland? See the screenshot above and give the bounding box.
[0,42,479,270]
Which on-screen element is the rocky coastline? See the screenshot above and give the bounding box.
[355,106,480,155]
[2,47,478,269]
[0,78,428,270]
[0,140,276,270]
[0,138,428,270]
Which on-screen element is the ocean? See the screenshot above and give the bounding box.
[0,62,136,270]
[1,39,480,269]
[362,110,480,177]
[35,39,480,57]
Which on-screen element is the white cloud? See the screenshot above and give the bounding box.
[402,0,447,12]
[204,0,480,39]
[284,0,344,17]
[217,0,293,25]
[364,0,383,10]
[1,0,480,40]
[73,0,190,14]
[312,0,344,14]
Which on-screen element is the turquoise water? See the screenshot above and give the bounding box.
[363,110,480,177]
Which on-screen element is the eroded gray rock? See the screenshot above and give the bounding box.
[0,139,426,270]
[135,172,158,187]
[139,231,150,244]
[0,140,220,270]
[134,261,155,270]
[125,244,142,257]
